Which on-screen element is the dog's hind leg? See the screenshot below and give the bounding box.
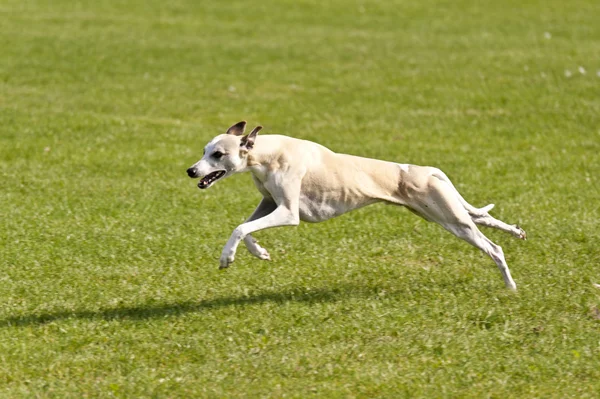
[443,221,517,290]
[469,213,527,240]
[430,170,526,240]
[409,174,517,290]
[243,198,277,260]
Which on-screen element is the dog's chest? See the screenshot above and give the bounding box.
[250,163,378,223]
[252,174,355,222]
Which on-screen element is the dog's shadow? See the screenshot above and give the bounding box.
[0,285,382,328]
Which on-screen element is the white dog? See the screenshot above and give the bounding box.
[187,121,526,290]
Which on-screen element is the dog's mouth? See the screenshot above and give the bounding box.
[198,170,226,189]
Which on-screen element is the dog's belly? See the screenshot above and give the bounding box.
[298,196,339,222]
[298,192,377,223]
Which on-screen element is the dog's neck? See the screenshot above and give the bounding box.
[242,137,284,182]
[243,135,274,166]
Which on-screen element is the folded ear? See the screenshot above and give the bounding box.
[226,121,247,136]
[240,126,262,150]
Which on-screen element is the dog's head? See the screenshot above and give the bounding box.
[186,121,261,189]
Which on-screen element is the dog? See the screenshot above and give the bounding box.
[187,121,526,290]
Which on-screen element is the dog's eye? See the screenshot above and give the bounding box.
[212,151,224,159]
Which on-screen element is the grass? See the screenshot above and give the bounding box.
[1,0,600,397]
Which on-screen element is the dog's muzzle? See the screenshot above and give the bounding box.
[198,170,226,189]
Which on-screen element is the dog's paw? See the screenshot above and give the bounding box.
[515,225,527,240]
[258,250,271,261]
[249,245,271,261]
[244,237,271,261]
[219,253,235,269]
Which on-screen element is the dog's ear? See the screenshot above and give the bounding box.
[240,126,262,150]
[226,121,247,136]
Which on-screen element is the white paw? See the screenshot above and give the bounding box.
[249,245,271,261]
[245,237,271,261]
[219,252,235,269]
[515,225,527,240]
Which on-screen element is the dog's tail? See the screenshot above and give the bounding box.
[431,170,494,216]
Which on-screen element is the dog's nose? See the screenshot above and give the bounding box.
[187,167,197,177]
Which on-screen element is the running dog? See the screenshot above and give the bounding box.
[187,121,526,290]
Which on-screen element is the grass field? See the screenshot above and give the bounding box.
[1,0,600,397]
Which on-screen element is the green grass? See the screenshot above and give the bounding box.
[1,0,600,397]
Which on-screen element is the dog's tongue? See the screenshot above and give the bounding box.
[198,179,209,189]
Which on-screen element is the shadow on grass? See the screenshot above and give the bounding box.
[0,285,382,328]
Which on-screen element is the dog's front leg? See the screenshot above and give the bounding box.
[220,205,299,269]
[243,198,277,260]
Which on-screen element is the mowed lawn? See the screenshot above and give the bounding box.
[1,0,599,397]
